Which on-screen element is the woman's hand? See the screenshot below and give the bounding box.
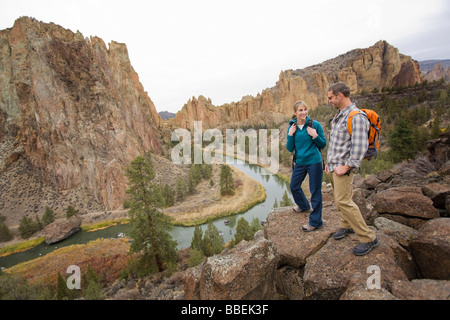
[307,126,318,139]
[288,124,297,136]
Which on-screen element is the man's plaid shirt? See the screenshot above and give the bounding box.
[327,103,369,172]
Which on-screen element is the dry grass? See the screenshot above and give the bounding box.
[3,238,131,286]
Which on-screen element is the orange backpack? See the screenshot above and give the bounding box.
[347,109,381,160]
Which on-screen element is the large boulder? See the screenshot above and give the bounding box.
[303,230,415,300]
[263,202,340,268]
[183,232,279,300]
[373,187,440,219]
[44,215,81,244]
[422,183,450,214]
[409,218,450,279]
[374,217,419,247]
[391,279,450,300]
[340,272,399,300]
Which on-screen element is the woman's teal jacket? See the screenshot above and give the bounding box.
[286,116,327,165]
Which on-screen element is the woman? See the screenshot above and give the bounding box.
[286,101,327,232]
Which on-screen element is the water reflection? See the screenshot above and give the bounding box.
[0,157,293,269]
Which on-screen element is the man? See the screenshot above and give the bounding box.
[325,82,379,256]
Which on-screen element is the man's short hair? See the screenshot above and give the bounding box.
[328,82,351,98]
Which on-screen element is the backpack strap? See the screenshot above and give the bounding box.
[346,110,365,135]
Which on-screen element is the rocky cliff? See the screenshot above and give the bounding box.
[172,40,423,130]
[0,17,162,213]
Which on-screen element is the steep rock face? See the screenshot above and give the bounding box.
[0,17,162,210]
[172,40,423,129]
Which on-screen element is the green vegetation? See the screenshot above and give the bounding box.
[0,214,13,243]
[123,152,178,276]
[220,164,235,196]
[187,216,263,267]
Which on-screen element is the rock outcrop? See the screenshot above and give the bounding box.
[0,17,162,211]
[183,132,450,300]
[423,62,450,82]
[184,233,279,300]
[172,40,423,130]
[44,215,81,245]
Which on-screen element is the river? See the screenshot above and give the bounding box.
[0,158,294,269]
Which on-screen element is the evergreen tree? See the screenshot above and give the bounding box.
[34,214,42,230]
[42,207,55,226]
[83,265,104,300]
[56,272,72,300]
[202,222,224,257]
[187,248,206,268]
[191,225,203,251]
[162,184,175,207]
[18,216,39,239]
[0,222,12,242]
[234,218,253,244]
[0,214,12,242]
[125,152,178,274]
[250,217,262,234]
[201,163,213,179]
[388,119,416,162]
[431,117,441,139]
[176,178,187,201]
[187,171,197,194]
[220,164,235,196]
[66,205,79,218]
[190,164,203,185]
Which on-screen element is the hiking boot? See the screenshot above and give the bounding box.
[353,238,380,256]
[293,207,311,213]
[333,228,355,240]
[302,223,323,232]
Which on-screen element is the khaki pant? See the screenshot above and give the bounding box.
[328,171,376,243]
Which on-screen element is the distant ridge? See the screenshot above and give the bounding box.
[158,111,176,120]
[419,59,450,74]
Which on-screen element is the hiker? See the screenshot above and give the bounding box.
[325,82,379,256]
[286,100,327,232]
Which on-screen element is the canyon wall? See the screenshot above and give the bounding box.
[0,17,162,210]
[172,40,423,130]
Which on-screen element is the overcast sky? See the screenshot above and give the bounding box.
[1,0,450,114]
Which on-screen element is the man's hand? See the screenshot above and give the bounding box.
[334,165,352,176]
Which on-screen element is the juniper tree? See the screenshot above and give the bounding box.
[202,222,224,257]
[176,178,187,201]
[191,225,203,251]
[42,207,55,226]
[125,152,178,274]
[0,221,12,242]
[234,217,253,244]
[220,164,235,196]
[388,119,416,162]
[18,216,39,239]
[66,205,79,218]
